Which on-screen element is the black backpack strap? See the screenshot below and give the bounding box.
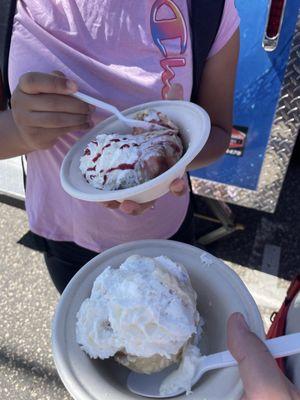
[190,0,225,103]
[0,0,17,110]
[188,0,225,208]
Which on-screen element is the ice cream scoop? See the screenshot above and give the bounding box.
[79,110,183,191]
[76,255,200,374]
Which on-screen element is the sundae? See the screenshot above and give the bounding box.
[76,254,200,375]
[79,110,184,191]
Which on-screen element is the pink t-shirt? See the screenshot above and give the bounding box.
[9,0,239,253]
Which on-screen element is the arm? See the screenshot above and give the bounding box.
[113,32,240,213]
[188,28,240,170]
[0,110,30,159]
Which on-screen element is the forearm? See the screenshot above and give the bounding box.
[188,30,239,171]
[0,110,31,159]
[187,124,230,170]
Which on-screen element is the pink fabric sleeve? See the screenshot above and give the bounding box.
[208,0,240,58]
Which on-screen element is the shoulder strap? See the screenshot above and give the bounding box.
[0,0,17,110]
[190,0,225,103]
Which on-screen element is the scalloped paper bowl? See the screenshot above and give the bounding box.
[60,100,210,203]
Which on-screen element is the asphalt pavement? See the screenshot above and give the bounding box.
[195,160,300,281]
[0,203,71,400]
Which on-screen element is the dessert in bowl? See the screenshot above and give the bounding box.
[60,100,210,203]
[76,254,201,378]
[79,110,184,191]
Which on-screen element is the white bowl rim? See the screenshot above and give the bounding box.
[60,100,210,202]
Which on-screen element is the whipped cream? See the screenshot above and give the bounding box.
[79,109,183,190]
[76,255,199,370]
[160,344,203,396]
[134,109,179,132]
[160,314,205,396]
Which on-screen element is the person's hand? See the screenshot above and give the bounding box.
[102,178,187,215]
[11,71,94,151]
[227,313,300,400]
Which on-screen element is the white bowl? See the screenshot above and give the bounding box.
[52,240,264,400]
[60,100,210,203]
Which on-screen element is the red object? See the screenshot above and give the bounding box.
[229,128,246,150]
[266,0,285,38]
[267,275,300,372]
[226,127,248,156]
[106,163,136,173]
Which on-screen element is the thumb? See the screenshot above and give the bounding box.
[227,313,291,400]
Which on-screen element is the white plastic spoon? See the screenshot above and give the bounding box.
[73,91,165,131]
[127,332,300,398]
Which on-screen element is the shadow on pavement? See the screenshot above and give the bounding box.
[0,346,64,388]
[0,194,25,211]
